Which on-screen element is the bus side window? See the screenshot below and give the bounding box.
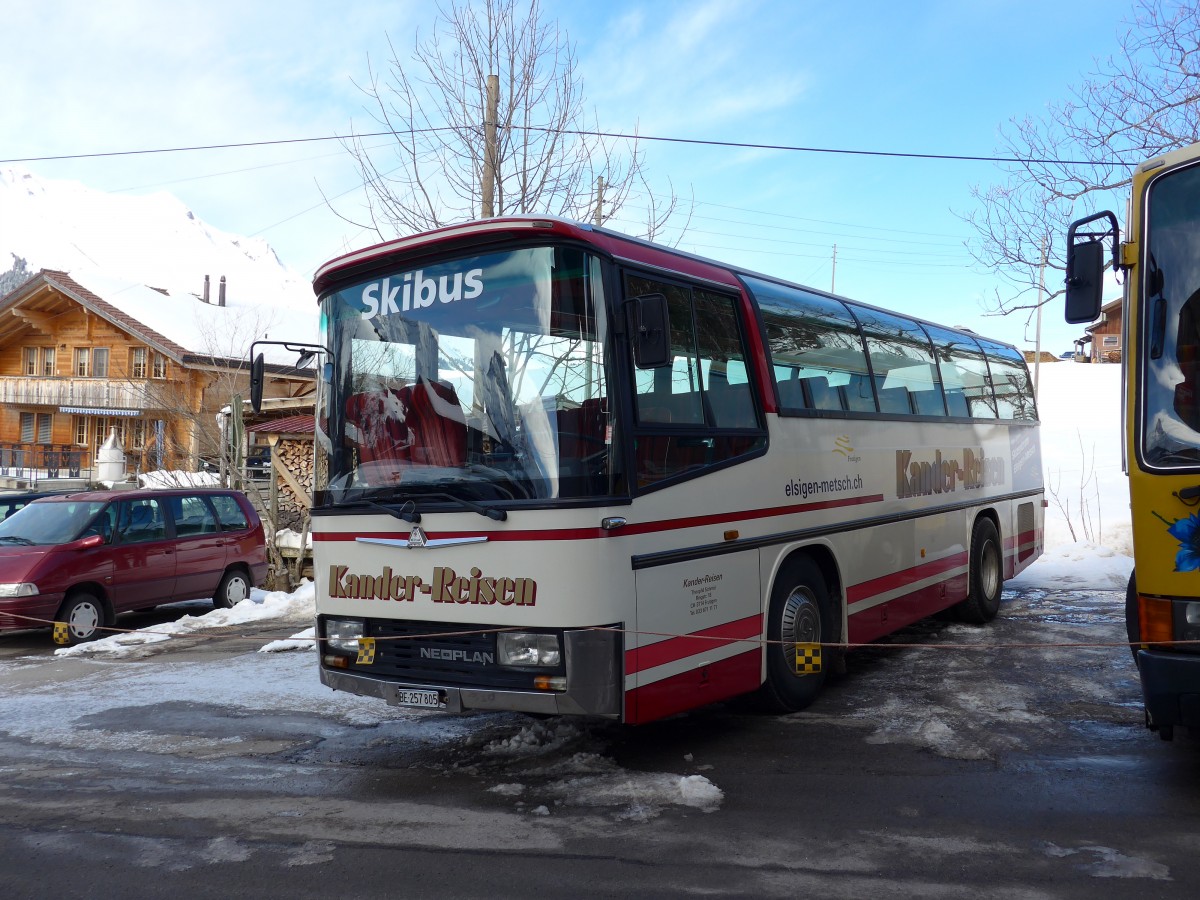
[853,305,946,418]
[979,340,1038,421]
[625,274,765,489]
[746,280,873,414]
[925,324,1000,420]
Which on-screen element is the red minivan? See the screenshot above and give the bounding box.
[0,488,268,645]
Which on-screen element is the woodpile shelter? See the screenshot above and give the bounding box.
[246,414,315,532]
[0,269,315,482]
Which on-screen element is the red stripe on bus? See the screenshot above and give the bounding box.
[1003,528,1038,549]
[624,648,762,725]
[848,570,970,644]
[314,493,886,543]
[846,552,968,604]
[625,613,763,675]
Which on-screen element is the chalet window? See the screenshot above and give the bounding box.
[28,348,56,376]
[92,348,109,378]
[152,353,167,379]
[131,348,147,379]
[92,418,126,455]
[74,416,89,446]
[75,348,91,377]
[130,419,147,449]
[20,412,52,444]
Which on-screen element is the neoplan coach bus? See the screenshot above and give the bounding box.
[255,217,1044,725]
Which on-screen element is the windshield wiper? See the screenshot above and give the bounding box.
[332,496,422,523]
[0,536,34,545]
[422,491,508,521]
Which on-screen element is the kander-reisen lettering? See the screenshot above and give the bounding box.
[896,448,1004,499]
[327,565,537,606]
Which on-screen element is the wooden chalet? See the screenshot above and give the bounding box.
[0,269,314,482]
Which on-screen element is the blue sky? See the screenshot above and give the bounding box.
[1,0,1137,352]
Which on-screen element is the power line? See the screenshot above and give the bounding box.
[0,125,1134,168]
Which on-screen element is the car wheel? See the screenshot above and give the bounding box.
[954,517,1003,624]
[56,593,106,645]
[214,568,251,609]
[757,555,836,713]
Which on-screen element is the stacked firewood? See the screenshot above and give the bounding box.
[273,437,314,531]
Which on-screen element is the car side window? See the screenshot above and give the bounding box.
[209,494,249,532]
[169,495,219,537]
[115,498,167,543]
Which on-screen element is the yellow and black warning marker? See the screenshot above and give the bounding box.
[793,642,822,674]
[356,637,377,665]
[52,622,70,645]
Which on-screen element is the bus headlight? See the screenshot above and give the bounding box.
[325,618,365,654]
[498,632,561,667]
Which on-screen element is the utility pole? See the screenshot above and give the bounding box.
[593,176,605,226]
[831,244,838,293]
[1034,235,1047,398]
[481,74,499,218]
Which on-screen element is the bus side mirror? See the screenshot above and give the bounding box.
[630,292,671,369]
[249,353,265,413]
[1065,239,1104,325]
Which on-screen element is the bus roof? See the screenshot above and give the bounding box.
[312,215,1021,354]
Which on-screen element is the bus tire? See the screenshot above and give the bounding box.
[1125,571,1141,667]
[955,517,1003,625]
[758,555,835,713]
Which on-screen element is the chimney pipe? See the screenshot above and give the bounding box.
[218,276,226,307]
[202,275,210,304]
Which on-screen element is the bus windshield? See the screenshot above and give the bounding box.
[315,245,619,505]
[1144,161,1200,467]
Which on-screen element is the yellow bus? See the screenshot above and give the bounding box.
[1067,143,1200,741]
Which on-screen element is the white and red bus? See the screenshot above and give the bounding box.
[291,217,1043,725]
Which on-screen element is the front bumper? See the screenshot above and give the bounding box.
[0,593,66,633]
[320,627,623,719]
[1137,648,1200,730]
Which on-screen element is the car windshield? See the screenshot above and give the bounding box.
[0,499,110,545]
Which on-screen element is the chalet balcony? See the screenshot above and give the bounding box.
[0,376,166,413]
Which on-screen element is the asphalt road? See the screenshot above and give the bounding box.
[1,589,1198,899]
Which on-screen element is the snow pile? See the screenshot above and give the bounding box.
[138,469,221,488]
[1013,361,1133,590]
[276,529,313,551]
[55,581,315,658]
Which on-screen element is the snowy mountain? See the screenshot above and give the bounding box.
[0,166,319,350]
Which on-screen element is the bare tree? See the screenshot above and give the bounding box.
[335,0,689,240]
[961,0,1200,326]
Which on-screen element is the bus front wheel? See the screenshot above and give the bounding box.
[955,517,1002,624]
[758,556,836,713]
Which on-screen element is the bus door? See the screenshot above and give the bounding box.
[620,269,769,722]
[630,553,763,722]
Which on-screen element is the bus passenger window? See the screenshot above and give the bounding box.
[742,278,873,414]
[851,305,946,418]
[979,340,1038,421]
[925,324,999,420]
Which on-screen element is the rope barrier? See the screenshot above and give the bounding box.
[6,610,1196,653]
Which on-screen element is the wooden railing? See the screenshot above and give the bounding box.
[0,376,160,410]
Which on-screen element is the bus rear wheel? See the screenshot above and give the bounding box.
[955,517,1002,624]
[758,556,836,713]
